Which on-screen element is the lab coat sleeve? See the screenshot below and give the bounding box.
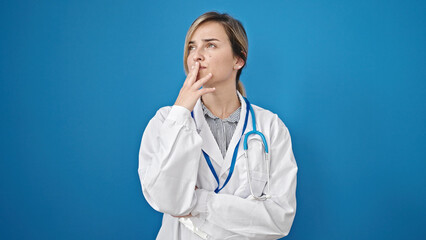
[190,114,298,240]
[138,105,203,216]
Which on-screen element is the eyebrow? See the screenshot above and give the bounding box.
[188,38,220,44]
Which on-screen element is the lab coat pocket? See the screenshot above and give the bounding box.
[248,170,268,197]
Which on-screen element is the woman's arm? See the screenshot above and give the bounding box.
[138,105,203,216]
[138,61,215,216]
[189,115,298,239]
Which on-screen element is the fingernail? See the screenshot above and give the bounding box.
[192,65,194,69]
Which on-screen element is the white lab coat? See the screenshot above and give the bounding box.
[138,91,297,240]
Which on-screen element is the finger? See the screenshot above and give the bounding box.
[192,72,212,90]
[172,214,192,218]
[187,61,200,85]
[183,63,197,87]
[198,87,216,97]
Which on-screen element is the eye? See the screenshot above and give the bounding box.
[207,43,216,48]
[188,45,195,51]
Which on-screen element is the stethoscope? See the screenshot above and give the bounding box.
[191,96,271,201]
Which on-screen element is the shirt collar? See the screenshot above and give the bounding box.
[201,98,241,123]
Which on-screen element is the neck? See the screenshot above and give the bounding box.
[201,82,241,120]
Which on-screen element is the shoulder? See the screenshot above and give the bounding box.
[152,106,173,122]
[142,106,173,136]
[250,103,290,139]
[251,104,288,128]
[150,105,193,127]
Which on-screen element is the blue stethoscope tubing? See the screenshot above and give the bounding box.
[191,97,269,194]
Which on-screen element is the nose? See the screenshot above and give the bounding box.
[192,47,205,62]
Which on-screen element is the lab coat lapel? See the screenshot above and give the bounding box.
[219,91,251,178]
[192,98,224,167]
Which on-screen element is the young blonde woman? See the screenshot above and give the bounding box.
[138,12,297,240]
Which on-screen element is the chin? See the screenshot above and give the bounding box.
[198,72,211,81]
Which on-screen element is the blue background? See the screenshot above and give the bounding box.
[1,0,425,239]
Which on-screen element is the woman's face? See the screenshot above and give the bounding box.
[187,21,243,85]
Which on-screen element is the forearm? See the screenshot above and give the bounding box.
[139,105,203,216]
[190,189,296,240]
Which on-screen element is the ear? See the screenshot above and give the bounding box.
[233,56,245,70]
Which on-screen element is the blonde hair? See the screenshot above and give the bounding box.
[183,11,248,97]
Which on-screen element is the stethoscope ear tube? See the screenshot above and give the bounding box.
[191,96,271,200]
[245,138,271,201]
[243,99,271,200]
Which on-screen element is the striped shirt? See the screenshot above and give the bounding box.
[201,99,241,158]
